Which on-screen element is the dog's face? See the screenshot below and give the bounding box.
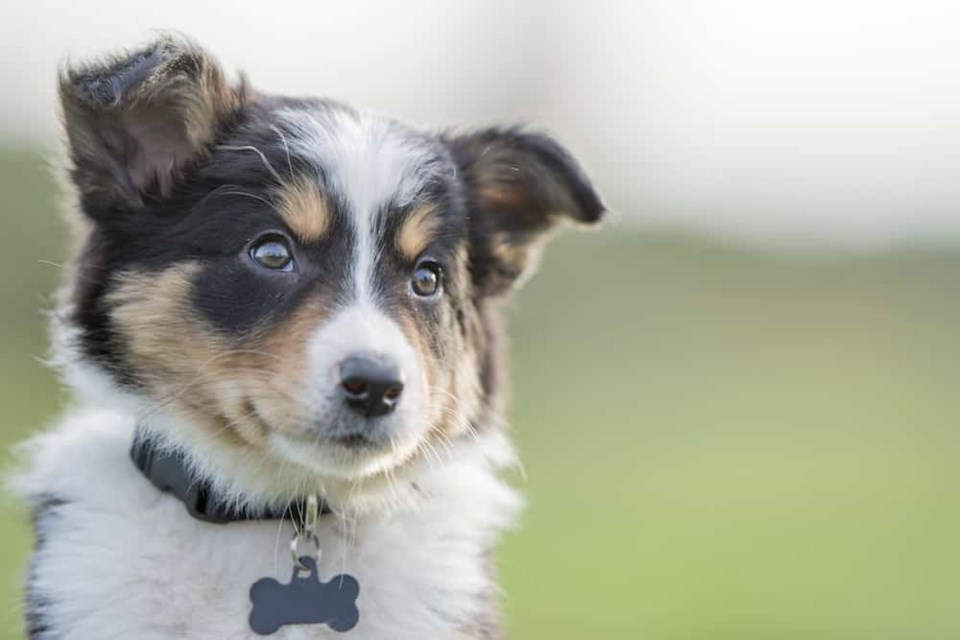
[58,37,603,485]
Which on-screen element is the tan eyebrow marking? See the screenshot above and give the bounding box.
[275,177,330,243]
[396,204,441,261]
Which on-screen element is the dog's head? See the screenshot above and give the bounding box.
[56,36,603,494]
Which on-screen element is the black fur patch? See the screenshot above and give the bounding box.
[69,47,166,106]
[26,495,68,639]
[446,127,605,296]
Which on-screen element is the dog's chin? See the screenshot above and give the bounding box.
[269,430,421,481]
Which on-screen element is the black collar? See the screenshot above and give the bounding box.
[130,427,328,524]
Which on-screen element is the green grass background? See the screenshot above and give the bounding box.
[1,146,959,638]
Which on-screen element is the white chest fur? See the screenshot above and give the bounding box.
[13,409,522,639]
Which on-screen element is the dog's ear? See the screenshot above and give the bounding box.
[59,35,244,216]
[446,128,604,297]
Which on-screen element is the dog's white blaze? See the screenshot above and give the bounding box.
[276,107,439,303]
[275,106,442,464]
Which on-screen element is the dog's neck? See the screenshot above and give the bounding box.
[132,411,456,519]
[129,426,331,524]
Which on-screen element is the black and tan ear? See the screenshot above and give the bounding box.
[446,128,605,297]
[59,35,244,215]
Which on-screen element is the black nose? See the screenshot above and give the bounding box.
[339,355,404,418]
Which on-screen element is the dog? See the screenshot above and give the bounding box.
[11,35,604,639]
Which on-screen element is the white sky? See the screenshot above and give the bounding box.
[2,0,959,247]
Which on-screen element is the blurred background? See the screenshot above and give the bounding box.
[2,1,960,638]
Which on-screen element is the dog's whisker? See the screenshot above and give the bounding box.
[217,144,285,184]
[417,442,437,473]
[420,438,445,469]
[134,366,298,423]
[270,124,295,177]
[193,183,277,214]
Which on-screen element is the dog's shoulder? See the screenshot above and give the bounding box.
[10,406,138,509]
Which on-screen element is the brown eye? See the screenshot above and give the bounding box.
[250,238,294,271]
[411,261,442,297]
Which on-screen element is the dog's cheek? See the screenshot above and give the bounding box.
[439,302,484,440]
[108,263,278,447]
[399,291,484,443]
[430,261,485,441]
[108,264,238,430]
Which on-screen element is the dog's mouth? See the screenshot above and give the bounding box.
[324,432,380,449]
[268,427,419,482]
[244,400,383,450]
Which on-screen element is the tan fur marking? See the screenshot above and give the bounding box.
[276,177,330,243]
[108,264,328,447]
[109,264,251,441]
[396,204,440,260]
[109,263,224,384]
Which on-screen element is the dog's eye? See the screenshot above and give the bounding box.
[250,238,294,271]
[411,260,442,297]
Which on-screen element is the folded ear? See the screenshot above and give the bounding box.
[445,128,605,297]
[59,35,244,215]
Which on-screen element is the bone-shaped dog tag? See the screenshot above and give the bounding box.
[249,556,360,635]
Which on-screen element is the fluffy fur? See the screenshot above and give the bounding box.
[11,35,603,639]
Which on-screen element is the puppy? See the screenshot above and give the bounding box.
[13,35,603,639]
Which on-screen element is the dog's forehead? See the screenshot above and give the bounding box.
[270,105,447,215]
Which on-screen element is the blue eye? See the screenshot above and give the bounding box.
[250,238,294,271]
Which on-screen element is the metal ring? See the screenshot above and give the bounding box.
[290,530,322,571]
[304,494,319,532]
[290,493,322,571]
